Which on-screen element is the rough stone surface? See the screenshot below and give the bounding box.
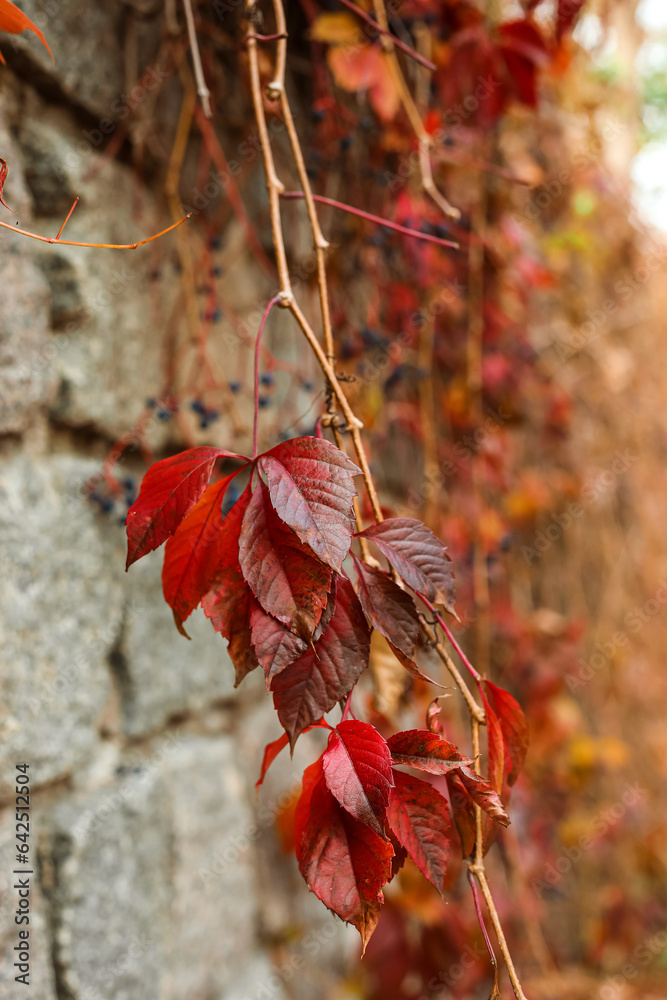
[11,104,182,441]
[162,736,260,1000]
[41,735,262,1000]
[0,245,58,434]
[46,765,173,1000]
[0,456,125,801]
[4,0,126,117]
[118,554,238,739]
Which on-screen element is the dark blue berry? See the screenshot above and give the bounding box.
[260,372,274,386]
[258,396,271,408]
[156,409,172,422]
[190,399,205,414]
[229,381,241,394]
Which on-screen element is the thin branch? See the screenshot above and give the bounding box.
[423,619,485,723]
[0,213,191,249]
[183,0,212,118]
[468,868,500,999]
[437,613,482,683]
[471,866,530,1000]
[253,295,282,458]
[280,191,458,249]
[335,0,437,71]
[194,105,275,276]
[370,0,460,220]
[55,197,79,240]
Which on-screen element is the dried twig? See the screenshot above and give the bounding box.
[183,0,212,118]
[0,212,190,249]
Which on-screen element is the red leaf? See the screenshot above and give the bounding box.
[271,576,370,748]
[387,730,507,824]
[482,681,529,787]
[387,771,451,896]
[261,437,361,572]
[353,558,443,686]
[498,20,549,108]
[0,157,12,211]
[162,472,238,627]
[387,730,473,774]
[239,479,331,640]
[477,690,506,853]
[357,518,455,613]
[480,691,505,795]
[353,557,421,663]
[125,447,245,568]
[455,768,510,827]
[250,601,308,683]
[446,771,477,858]
[201,487,258,687]
[322,720,394,836]
[251,581,338,686]
[0,0,53,61]
[295,757,394,952]
[436,26,507,131]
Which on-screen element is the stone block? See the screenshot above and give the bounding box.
[0,246,57,434]
[0,456,125,801]
[46,765,172,1000]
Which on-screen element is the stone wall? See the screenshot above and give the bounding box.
[0,4,352,997]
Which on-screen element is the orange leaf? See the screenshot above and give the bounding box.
[0,0,53,62]
[327,44,399,122]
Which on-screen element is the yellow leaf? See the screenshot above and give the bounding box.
[309,12,360,46]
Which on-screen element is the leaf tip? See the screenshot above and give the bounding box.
[173,610,191,639]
